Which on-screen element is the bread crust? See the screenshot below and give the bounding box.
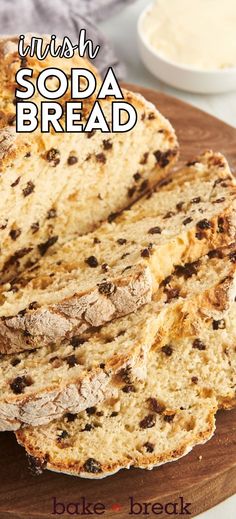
[0,36,179,285]
[16,409,215,479]
[1,210,235,352]
[1,251,235,431]
[0,343,148,431]
[0,152,235,354]
[0,265,152,354]
[16,296,235,479]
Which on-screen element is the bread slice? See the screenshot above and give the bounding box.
[1,245,235,431]
[16,299,236,479]
[18,403,216,478]
[0,151,235,354]
[0,37,179,281]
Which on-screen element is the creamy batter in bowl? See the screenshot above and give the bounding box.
[138,0,236,94]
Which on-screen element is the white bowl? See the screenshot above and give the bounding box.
[137,1,236,94]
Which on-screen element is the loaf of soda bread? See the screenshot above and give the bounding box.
[0,35,179,281]
[0,151,235,354]
[16,298,236,478]
[1,245,235,431]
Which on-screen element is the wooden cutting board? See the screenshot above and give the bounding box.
[0,85,236,519]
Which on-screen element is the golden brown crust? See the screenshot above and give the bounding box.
[1,208,235,354]
[14,288,236,478]
[0,37,179,286]
[0,152,235,354]
[14,274,236,478]
[0,266,153,354]
[16,408,216,479]
[0,250,235,431]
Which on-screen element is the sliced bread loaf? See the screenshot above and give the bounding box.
[16,300,236,478]
[1,245,235,430]
[0,151,235,353]
[0,37,179,281]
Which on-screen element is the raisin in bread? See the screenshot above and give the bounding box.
[16,300,236,479]
[0,37,179,281]
[19,403,216,478]
[0,151,235,354]
[1,245,235,431]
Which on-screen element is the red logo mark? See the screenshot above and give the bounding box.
[111,503,122,512]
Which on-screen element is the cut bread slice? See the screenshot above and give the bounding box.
[1,245,235,431]
[19,403,216,478]
[0,37,179,281]
[0,151,235,354]
[16,300,236,479]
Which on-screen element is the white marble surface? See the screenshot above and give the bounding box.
[99,1,236,518]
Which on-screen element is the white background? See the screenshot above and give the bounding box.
[99,1,236,517]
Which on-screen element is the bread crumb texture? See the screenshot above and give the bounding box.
[0,151,235,354]
[0,37,178,283]
[0,244,235,430]
[16,298,236,478]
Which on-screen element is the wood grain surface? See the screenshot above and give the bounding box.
[0,85,236,519]
[124,84,236,173]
